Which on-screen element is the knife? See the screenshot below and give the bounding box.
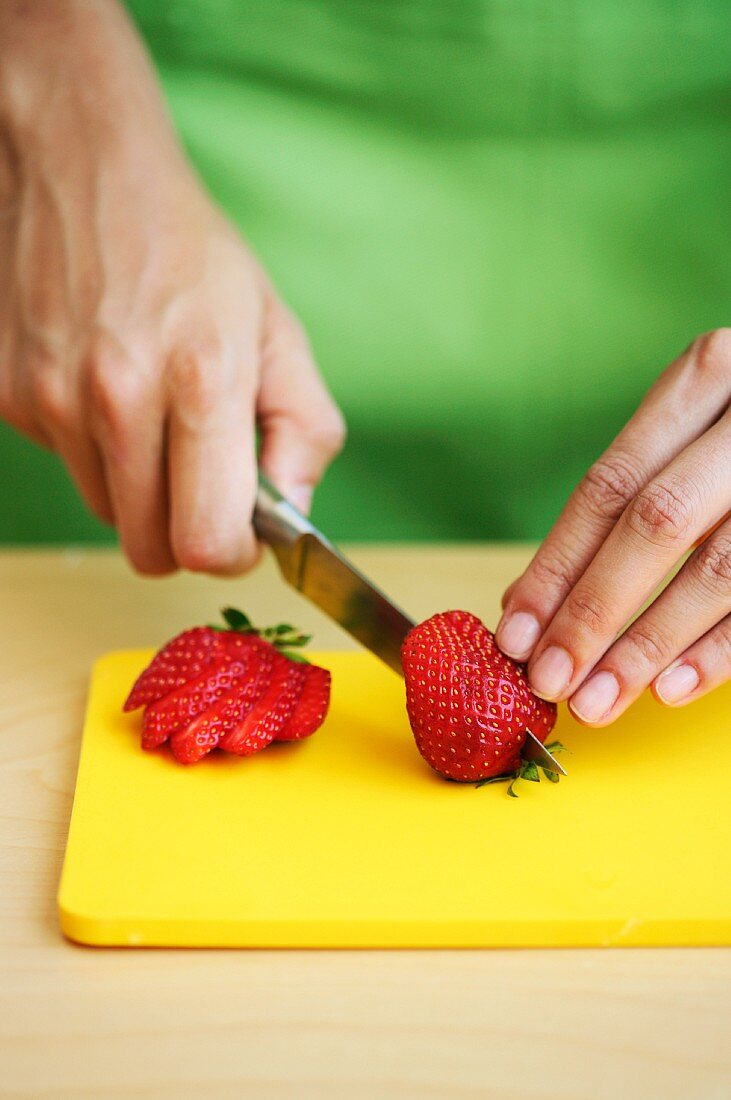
[253,474,566,776]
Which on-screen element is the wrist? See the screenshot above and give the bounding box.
[0,1,183,172]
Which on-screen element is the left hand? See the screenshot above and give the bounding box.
[495,329,731,725]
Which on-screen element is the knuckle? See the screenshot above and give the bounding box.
[528,547,576,601]
[124,543,177,578]
[565,590,613,636]
[578,454,645,522]
[694,535,731,594]
[173,530,256,576]
[87,352,136,434]
[625,479,695,546]
[169,348,225,420]
[279,304,308,346]
[174,535,227,574]
[31,368,71,432]
[306,408,347,456]
[624,623,670,668]
[693,327,731,376]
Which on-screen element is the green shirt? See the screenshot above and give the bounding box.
[3,1,729,542]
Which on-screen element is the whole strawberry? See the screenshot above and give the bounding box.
[401,610,560,793]
[124,608,330,765]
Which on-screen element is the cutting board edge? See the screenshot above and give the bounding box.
[57,898,731,950]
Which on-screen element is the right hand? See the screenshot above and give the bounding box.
[0,0,345,576]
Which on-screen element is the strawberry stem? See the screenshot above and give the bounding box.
[476,737,568,796]
[215,607,312,663]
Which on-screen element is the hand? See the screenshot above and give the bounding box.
[0,1,344,576]
[496,330,731,723]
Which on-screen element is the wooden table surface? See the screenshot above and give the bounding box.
[1,545,729,1100]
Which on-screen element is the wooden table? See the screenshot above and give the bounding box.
[1,546,729,1099]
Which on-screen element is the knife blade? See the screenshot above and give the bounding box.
[522,729,567,775]
[253,475,414,673]
[253,474,566,774]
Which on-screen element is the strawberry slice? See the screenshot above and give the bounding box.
[141,655,248,750]
[219,655,309,756]
[125,608,332,764]
[169,643,280,764]
[124,627,222,712]
[275,665,331,740]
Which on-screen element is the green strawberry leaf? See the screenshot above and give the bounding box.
[520,761,541,783]
[279,650,311,664]
[217,609,313,656]
[474,775,511,789]
[221,607,253,632]
[541,768,560,783]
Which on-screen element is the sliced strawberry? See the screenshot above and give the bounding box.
[219,655,309,756]
[141,655,248,751]
[125,607,332,766]
[169,644,280,764]
[124,627,222,712]
[275,664,331,740]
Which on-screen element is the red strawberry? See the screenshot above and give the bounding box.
[275,665,331,741]
[401,610,560,792]
[171,641,282,763]
[124,608,331,765]
[141,655,249,750]
[219,654,308,755]
[124,626,223,712]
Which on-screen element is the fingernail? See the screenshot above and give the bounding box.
[529,646,573,700]
[496,611,541,660]
[570,671,621,723]
[289,485,313,514]
[655,663,699,705]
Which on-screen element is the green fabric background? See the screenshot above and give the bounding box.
[2,1,729,543]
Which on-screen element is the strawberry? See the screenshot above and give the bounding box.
[401,610,561,794]
[219,654,308,755]
[124,626,223,712]
[275,664,331,741]
[124,608,331,765]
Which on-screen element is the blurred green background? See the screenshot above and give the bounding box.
[2,1,730,544]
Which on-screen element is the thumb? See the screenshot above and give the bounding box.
[257,294,345,514]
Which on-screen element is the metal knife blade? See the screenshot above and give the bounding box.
[253,474,567,775]
[522,729,567,775]
[253,475,414,673]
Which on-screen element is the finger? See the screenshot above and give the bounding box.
[27,350,115,524]
[0,328,53,447]
[500,579,519,612]
[257,293,345,514]
[86,339,175,574]
[0,379,52,448]
[167,340,260,576]
[526,412,731,701]
[496,329,731,660]
[653,613,731,707]
[568,519,731,725]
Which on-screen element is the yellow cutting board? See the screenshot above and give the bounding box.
[58,650,731,948]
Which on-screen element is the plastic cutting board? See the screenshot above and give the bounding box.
[58,650,731,947]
